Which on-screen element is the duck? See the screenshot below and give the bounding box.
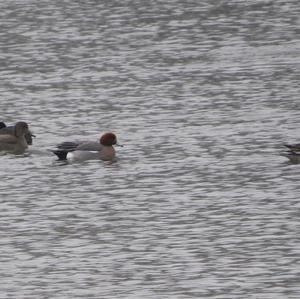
[0,121,31,153]
[0,121,35,145]
[282,143,300,163]
[284,143,300,152]
[51,132,122,161]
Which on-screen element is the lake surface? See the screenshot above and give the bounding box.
[0,0,300,298]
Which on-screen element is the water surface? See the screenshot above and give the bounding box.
[0,0,300,298]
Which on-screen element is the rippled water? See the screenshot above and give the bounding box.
[1,0,300,298]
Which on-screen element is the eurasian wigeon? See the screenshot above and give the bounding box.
[51,132,122,161]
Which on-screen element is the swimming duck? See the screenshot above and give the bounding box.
[51,132,122,161]
[282,143,300,163]
[0,122,35,145]
[0,121,31,153]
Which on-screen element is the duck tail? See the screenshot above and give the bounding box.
[52,150,69,160]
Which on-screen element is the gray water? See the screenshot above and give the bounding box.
[0,0,300,298]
